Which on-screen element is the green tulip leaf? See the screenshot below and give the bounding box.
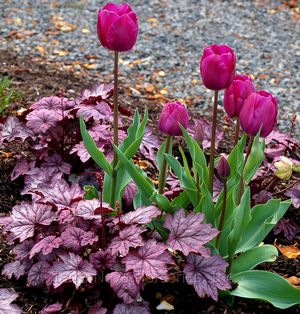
[244,133,265,183]
[113,144,155,199]
[83,185,99,200]
[231,245,278,275]
[230,270,300,309]
[80,116,113,176]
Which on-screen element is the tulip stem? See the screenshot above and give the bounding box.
[208,90,219,195]
[196,172,200,206]
[216,178,227,249]
[158,135,172,195]
[237,135,254,204]
[234,117,240,147]
[110,51,119,209]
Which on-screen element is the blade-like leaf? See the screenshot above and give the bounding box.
[230,270,300,309]
[113,145,155,198]
[80,117,112,175]
[231,245,278,275]
[237,199,290,253]
[244,133,265,183]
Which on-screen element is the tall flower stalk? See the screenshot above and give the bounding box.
[110,51,119,208]
[208,90,219,194]
[200,44,236,195]
[157,101,189,194]
[97,2,139,208]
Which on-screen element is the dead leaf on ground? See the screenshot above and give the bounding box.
[274,240,300,259]
[54,20,76,32]
[285,276,300,288]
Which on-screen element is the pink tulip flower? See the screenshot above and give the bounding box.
[158,102,189,136]
[223,75,256,118]
[200,45,236,91]
[97,3,138,52]
[240,90,278,138]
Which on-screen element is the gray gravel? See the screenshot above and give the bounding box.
[0,0,299,135]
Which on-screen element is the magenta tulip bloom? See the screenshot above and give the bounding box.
[158,102,189,136]
[200,44,236,91]
[217,155,231,179]
[223,74,256,118]
[240,90,278,137]
[97,3,138,52]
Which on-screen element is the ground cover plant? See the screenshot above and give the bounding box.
[0,2,300,313]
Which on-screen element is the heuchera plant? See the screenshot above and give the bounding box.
[1,1,300,313]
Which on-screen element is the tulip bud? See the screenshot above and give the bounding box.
[158,101,189,136]
[217,155,230,179]
[97,3,138,52]
[194,122,205,144]
[240,90,278,138]
[223,74,256,118]
[200,44,236,91]
[274,156,293,180]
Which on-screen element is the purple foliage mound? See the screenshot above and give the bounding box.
[0,84,230,313]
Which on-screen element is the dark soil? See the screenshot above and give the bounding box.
[0,50,300,313]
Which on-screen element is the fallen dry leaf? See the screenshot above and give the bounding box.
[82,63,97,70]
[285,276,300,287]
[55,21,76,32]
[36,45,47,55]
[53,49,69,56]
[274,240,300,259]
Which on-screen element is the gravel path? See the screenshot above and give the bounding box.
[0,0,299,134]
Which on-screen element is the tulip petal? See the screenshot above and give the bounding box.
[103,3,132,15]
[98,10,119,49]
[106,14,138,52]
[201,54,230,90]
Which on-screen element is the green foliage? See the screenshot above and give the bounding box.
[231,271,300,309]
[0,76,22,115]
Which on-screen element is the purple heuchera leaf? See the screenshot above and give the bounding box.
[106,271,140,304]
[48,252,96,288]
[29,236,63,258]
[164,209,219,256]
[36,179,83,210]
[11,157,36,181]
[28,261,50,287]
[183,253,231,301]
[79,83,113,104]
[122,239,174,282]
[70,141,91,162]
[113,303,150,314]
[30,96,71,111]
[88,303,107,314]
[41,154,72,175]
[13,239,35,260]
[60,226,98,251]
[22,167,62,195]
[89,249,116,271]
[76,101,112,122]
[265,130,299,159]
[41,303,63,314]
[188,118,223,149]
[252,190,272,205]
[109,225,145,256]
[2,261,26,279]
[75,199,103,220]
[285,183,300,208]
[119,206,161,225]
[0,289,22,314]
[8,201,55,242]
[0,116,33,143]
[26,109,61,133]
[140,127,161,163]
[274,218,300,242]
